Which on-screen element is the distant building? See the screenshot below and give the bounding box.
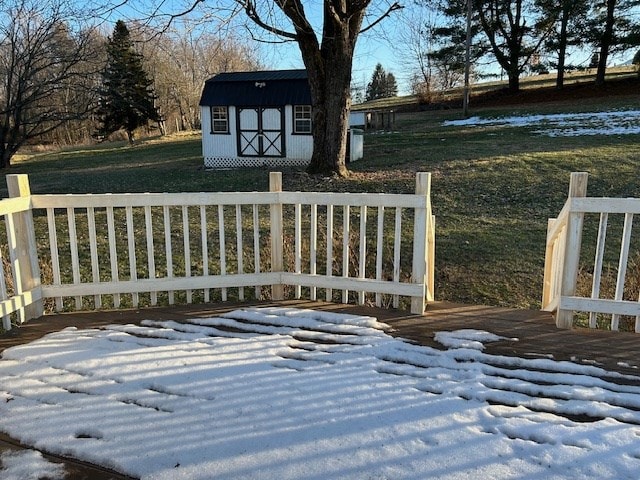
[199,70,363,169]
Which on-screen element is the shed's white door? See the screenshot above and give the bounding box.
[237,107,284,157]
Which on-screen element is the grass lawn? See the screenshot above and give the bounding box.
[7,93,640,311]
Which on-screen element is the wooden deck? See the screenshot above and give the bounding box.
[1,300,639,479]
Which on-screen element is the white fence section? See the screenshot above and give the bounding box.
[542,172,640,332]
[0,172,435,330]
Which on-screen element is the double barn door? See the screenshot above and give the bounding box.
[237,107,284,157]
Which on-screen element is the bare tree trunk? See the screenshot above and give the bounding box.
[507,48,521,92]
[297,7,359,176]
[556,12,569,89]
[306,57,352,176]
[596,0,617,86]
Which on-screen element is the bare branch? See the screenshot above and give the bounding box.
[242,0,298,39]
[244,25,296,43]
[151,0,206,35]
[360,2,403,35]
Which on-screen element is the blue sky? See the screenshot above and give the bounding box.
[262,31,404,94]
[107,0,637,97]
[243,2,409,94]
[104,0,409,93]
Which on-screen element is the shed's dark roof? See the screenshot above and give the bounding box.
[199,69,311,107]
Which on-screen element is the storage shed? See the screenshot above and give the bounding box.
[199,69,363,169]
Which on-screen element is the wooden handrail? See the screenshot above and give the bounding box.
[1,172,436,330]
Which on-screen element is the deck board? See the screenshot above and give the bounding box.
[2,300,638,375]
[1,300,639,480]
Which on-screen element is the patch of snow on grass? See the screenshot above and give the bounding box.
[1,307,640,480]
[443,109,640,137]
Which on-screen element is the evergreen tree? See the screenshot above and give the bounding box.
[585,0,640,85]
[98,20,159,143]
[366,64,398,101]
[535,0,591,89]
[385,73,398,97]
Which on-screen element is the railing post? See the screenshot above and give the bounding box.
[411,172,431,314]
[427,214,435,302]
[556,172,588,329]
[269,172,284,300]
[541,217,556,308]
[6,174,43,323]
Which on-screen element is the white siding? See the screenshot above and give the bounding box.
[239,108,258,129]
[201,106,238,167]
[284,105,313,161]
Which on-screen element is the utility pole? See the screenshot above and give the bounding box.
[463,0,472,118]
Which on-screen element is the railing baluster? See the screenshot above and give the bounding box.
[125,206,138,307]
[326,204,333,302]
[590,212,608,328]
[269,172,284,300]
[200,205,209,303]
[342,205,350,303]
[253,204,260,299]
[358,205,367,305]
[5,213,21,321]
[636,293,640,334]
[552,232,563,302]
[0,222,10,329]
[67,208,82,310]
[87,207,101,309]
[393,207,402,309]
[106,206,120,308]
[294,203,301,299]
[236,204,244,301]
[310,203,317,301]
[182,205,192,303]
[375,206,384,307]
[218,204,227,301]
[46,208,63,311]
[612,213,634,331]
[163,205,174,305]
[427,213,435,302]
[145,206,157,305]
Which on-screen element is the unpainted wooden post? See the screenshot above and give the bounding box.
[269,172,284,300]
[6,174,43,322]
[541,217,556,308]
[556,172,588,329]
[411,172,431,314]
[426,214,436,302]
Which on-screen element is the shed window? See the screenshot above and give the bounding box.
[293,105,312,134]
[210,106,229,134]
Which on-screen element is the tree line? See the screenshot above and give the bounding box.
[0,0,259,168]
[4,0,635,176]
[403,0,640,95]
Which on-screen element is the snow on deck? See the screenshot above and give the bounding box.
[1,307,640,479]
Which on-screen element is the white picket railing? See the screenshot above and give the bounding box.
[542,172,640,332]
[0,172,435,330]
